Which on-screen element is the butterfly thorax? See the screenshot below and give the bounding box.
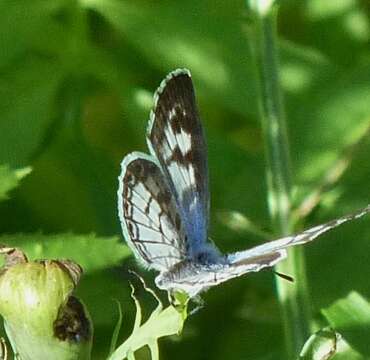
[188,242,223,264]
[117,68,370,299]
[154,247,228,297]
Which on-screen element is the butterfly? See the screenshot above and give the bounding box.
[117,68,370,298]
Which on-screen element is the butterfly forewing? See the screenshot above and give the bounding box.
[147,69,209,248]
[118,153,188,271]
[118,68,370,299]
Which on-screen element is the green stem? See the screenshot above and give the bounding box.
[248,1,312,357]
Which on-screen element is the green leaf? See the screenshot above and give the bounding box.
[299,327,363,360]
[82,0,259,117]
[0,233,131,273]
[299,328,338,360]
[321,292,370,357]
[290,62,370,185]
[108,279,185,360]
[0,1,68,68]
[109,300,123,356]
[0,165,31,201]
[0,57,64,166]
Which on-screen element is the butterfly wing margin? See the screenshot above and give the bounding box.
[228,205,370,264]
[118,152,188,271]
[146,69,209,248]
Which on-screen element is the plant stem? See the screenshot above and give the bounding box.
[248,1,312,357]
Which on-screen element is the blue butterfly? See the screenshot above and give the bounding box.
[118,69,370,298]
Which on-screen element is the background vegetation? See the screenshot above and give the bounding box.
[1,0,370,359]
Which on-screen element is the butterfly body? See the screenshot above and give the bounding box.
[118,68,370,298]
[156,260,229,298]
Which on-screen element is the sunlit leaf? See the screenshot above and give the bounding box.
[299,327,364,360]
[108,280,185,360]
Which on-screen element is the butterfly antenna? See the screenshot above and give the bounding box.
[274,271,294,282]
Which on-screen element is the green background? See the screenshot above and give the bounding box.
[0,0,370,359]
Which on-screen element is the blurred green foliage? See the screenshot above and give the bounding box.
[0,0,369,359]
[322,292,370,357]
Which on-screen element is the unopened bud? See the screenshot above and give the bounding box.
[0,246,92,360]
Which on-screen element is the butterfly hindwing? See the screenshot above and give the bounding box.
[155,250,287,298]
[118,68,370,299]
[118,152,188,271]
[147,69,209,248]
[228,205,370,264]
[158,206,370,297]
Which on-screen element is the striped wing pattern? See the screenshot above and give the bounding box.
[118,68,370,298]
[118,153,187,272]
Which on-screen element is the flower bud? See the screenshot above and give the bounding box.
[0,246,92,360]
